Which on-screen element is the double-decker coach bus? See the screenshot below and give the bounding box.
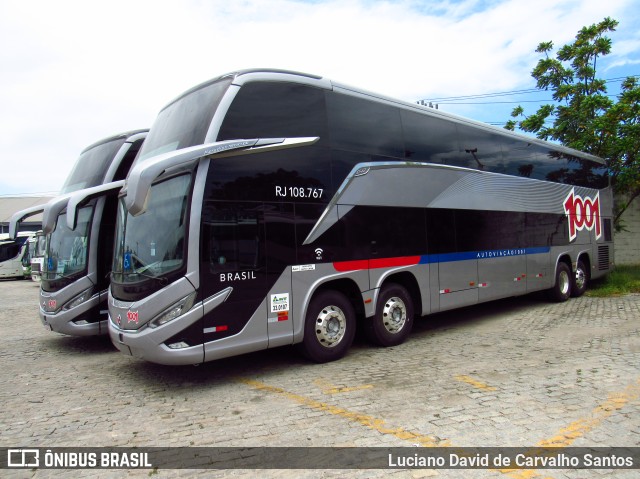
[103,69,612,365]
[10,130,148,335]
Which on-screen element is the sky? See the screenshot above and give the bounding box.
[1,0,639,196]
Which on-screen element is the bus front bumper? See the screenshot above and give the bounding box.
[108,306,205,366]
[39,294,107,336]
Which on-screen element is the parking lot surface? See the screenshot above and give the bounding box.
[0,279,638,478]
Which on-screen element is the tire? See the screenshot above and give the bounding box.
[548,262,572,302]
[299,290,355,363]
[571,259,589,297]
[365,283,414,347]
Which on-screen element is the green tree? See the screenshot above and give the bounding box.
[505,17,640,227]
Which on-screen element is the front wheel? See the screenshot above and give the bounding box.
[298,290,355,363]
[548,262,572,302]
[571,259,589,297]
[365,283,414,347]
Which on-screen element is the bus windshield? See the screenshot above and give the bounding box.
[112,174,191,284]
[61,138,127,193]
[43,206,93,281]
[135,77,232,164]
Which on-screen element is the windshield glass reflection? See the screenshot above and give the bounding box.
[113,174,191,283]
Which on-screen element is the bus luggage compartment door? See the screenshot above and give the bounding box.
[436,256,478,311]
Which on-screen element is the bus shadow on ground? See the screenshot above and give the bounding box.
[40,333,117,356]
[121,292,550,387]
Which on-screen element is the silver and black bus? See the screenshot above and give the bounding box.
[102,70,612,365]
[11,130,147,335]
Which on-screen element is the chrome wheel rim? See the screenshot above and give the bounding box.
[382,296,407,334]
[575,267,586,290]
[315,305,347,348]
[559,270,570,296]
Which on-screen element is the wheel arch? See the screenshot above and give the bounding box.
[295,277,364,344]
[375,271,422,320]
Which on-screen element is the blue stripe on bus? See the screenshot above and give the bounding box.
[419,247,551,265]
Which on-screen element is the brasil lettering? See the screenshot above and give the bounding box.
[564,188,601,242]
[220,271,257,282]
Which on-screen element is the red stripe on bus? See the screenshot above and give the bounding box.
[369,256,421,269]
[333,260,369,272]
[333,256,420,272]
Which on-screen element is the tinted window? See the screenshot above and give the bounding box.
[500,137,547,179]
[401,110,459,163]
[526,213,568,247]
[137,78,232,162]
[205,147,331,203]
[451,124,505,172]
[541,152,609,189]
[218,82,328,145]
[456,210,526,251]
[61,138,126,193]
[201,203,265,274]
[327,92,403,157]
[338,206,425,259]
[330,150,371,191]
[427,208,456,254]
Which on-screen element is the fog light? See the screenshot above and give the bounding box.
[167,341,189,349]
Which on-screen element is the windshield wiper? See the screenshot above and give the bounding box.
[116,270,169,286]
[42,270,82,280]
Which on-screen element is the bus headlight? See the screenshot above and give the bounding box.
[149,292,197,329]
[62,288,93,311]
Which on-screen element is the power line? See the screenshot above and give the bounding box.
[417,74,639,105]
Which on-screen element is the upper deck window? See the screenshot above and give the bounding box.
[61,138,126,193]
[218,82,328,144]
[137,78,233,163]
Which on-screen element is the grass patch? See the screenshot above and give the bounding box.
[586,264,640,297]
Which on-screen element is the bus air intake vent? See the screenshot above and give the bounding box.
[598,245,610,271]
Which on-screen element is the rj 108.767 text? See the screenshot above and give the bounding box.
[275,186,323,199]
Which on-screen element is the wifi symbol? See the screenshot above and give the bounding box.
[314,248,324,259]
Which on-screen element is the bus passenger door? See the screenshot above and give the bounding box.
[200,202,269,348]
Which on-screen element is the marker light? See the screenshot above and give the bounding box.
[149,292,197,329]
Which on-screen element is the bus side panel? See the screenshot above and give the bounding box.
[437,258,478,311]
[266,268,294,348]
[477,255,527,302]
[526,249,553,292]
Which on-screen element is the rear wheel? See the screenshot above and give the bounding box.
[548,262,572,302]
[299,290,355,363]
[365,283,414,347]
[571,259,589,297]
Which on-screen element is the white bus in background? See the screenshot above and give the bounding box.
[0,232,34,279]
[9,130,147,335]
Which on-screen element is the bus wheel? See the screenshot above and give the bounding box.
[571,259,589,297]
[366,283,414,347]
[548,262,572,302]
[299,290,355,363]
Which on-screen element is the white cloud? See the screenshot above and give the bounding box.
[0,0,637,194]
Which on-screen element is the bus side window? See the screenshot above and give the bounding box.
[201,204,264,273]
